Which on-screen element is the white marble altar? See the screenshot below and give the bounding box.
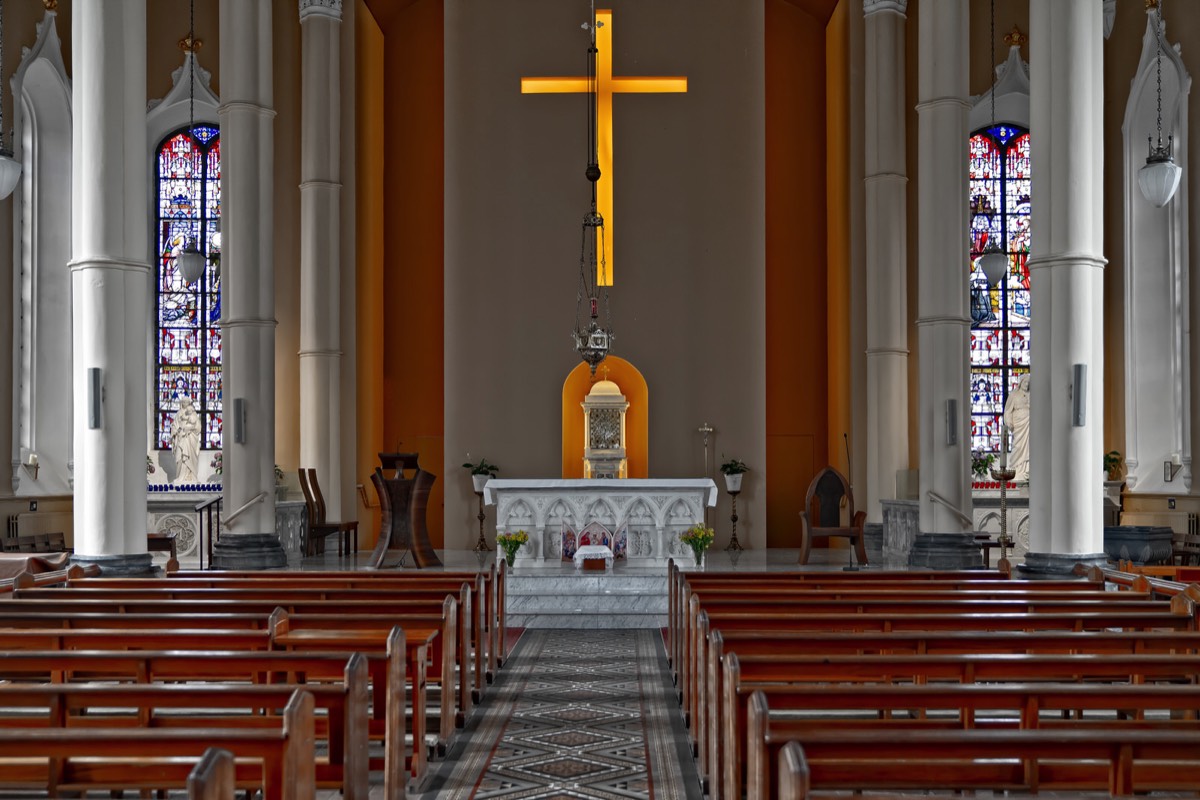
[483,478,718,564]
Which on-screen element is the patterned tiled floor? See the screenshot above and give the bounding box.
[417,629,702,799]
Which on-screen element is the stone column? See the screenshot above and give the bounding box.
[1023,0,1107,575]
[68,0,153,576]
[213,0,286,569]
[299,0,344,517]
[913,0,977,564]
[863,0,909,523]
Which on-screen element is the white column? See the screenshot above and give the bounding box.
[68,0,153,575]
[863,0,909,522]
[299,0,344,517]
[916,0,971,533]
[214,0,285,568]
[1026,0,1106,567]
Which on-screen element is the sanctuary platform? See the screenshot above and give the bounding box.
[291,547,855,630]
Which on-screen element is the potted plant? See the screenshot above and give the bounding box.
[275,464,287,500]
[496,529,528,568]
[679,524,715,567]
[719,458,748,492]
[463,458,500,493]
[971,450,997,480]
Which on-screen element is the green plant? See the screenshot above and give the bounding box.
[462,458,500,477]
[719,458,748,475]
[274,464,286,484]
[496,529,528,567]
[679,524,715,564]
[971,450,996,478]
[1104,450,1123,481]
[146,455,156,475]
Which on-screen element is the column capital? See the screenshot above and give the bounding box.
[299,0,342,22]
[864,0,907,17]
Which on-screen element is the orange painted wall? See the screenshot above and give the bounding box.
[561,358,649,480]
[355,1,386,549]
[765,0,830,548]
[380,0,445,546]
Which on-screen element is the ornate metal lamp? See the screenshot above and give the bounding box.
[176,0,206,284]
[1138,0,1181,207]
[572,1,614,374]
[0,0,23,199]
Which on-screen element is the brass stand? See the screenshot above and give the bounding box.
[990,467,1016,573]
[472,490,489,553]
[726,489,743,551]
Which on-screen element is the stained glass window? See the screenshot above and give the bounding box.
[969,124,1030,453]
[154,125,222,450]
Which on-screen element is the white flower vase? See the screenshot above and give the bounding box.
[724,473,743,492]
[472,474,490,493]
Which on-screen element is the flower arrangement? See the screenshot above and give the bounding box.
[496,529,529,567]
[1104,450,1123,481]
[146,455,156,475]
[971,450,996,478]
[210,452,222,475]
[679,524,715,565]
[274,464,286,484]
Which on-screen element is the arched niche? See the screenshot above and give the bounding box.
[562,357,648,479]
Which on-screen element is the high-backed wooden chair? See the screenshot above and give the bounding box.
[798,467,868,566]
[299,468,358,557]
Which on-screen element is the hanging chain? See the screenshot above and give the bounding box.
[189,0,196,138]
[0,0,7,151]
[989,0,995,129]
[1155,0,1164,149]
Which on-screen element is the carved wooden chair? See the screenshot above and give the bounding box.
[798,466,868,566]
[299,468,358,557]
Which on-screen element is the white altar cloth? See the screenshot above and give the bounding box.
[573,544,614,570]
[484,478,717,564]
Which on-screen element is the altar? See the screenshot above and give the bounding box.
[483,478,717,564]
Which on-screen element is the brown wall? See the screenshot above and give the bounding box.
[766,0,832,548]
[379,0,446,545]
[443,0,767,549]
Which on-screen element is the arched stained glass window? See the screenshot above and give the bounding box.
[969,123,1030,453]
[154,125,222,450]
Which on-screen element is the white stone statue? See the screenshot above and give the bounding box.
[171,397,202,485]
[1003,374,1031,482]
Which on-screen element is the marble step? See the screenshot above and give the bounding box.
[506,573,668,629]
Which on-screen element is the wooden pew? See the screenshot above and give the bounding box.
[0,564,99,594]
[745,682,1200,800]
[724,651,1200,800]
[0,667,369,799]
[22,579,483,709]
[684,593,1196,760]
[168,563,509,669]
[0,635,411,796]
[702,625,1200,799]
[189,747,236,800]
[6,586,466,734]
[0,688,315,800]
[756,701,1200,798]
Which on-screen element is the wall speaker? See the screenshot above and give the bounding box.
[87,368,102,429]
[1072,363,1087,427]
[945,399,958,445]
[233,398,247,444]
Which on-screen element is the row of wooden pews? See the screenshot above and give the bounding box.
[0,561,507,800]
[668,561,1200,799]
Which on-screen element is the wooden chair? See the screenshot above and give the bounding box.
[797,467,867,566]
[299,468,358,557]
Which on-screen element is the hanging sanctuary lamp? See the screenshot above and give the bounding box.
[974,0,1007,287]
[176,0,207,285]
[1138,0,1181,207]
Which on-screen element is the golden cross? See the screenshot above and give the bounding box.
[522,9,687,286]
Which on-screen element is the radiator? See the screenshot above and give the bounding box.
[6,511,74,547]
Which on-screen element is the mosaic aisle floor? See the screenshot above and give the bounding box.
[417,629,703,800]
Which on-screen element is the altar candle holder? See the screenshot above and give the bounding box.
[990,466,1017,573]
[725,487,744,551]
[472,490,489,553]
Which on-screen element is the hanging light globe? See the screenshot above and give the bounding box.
[0,152,21,200]
[976,245,1008,288]
[1138,140,1182,208]
[177,238,207,284]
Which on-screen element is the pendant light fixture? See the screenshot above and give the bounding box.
[975,0,1007,287]
[1138,0,1181,208]
[572,0,613,375]
[176,0,206,285]
[0,0,22,199]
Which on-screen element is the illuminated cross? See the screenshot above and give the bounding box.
[522,9,687,286]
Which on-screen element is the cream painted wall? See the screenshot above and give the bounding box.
[444,0,766,550]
